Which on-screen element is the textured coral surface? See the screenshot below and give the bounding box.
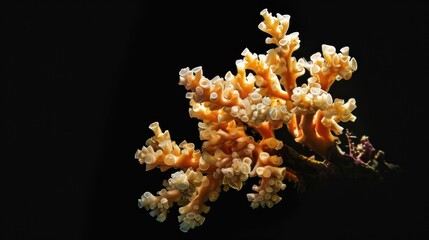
[135,8,399,232]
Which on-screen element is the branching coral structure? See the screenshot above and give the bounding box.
[135,9,400,232]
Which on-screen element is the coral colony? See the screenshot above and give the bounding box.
[135,9,399,232]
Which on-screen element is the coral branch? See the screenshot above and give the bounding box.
[134,8,400,232]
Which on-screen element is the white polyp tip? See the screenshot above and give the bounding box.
[144,154,156,164]
[292,87,302,95]
[241,163,251,175]
[191,66,202,73]
[326,94,333,105]
[260,8,268,16]
[180,223,191,233]
[256,167,265,176]
[241,115,249,122]
[279,168,286,177]
[351,58,358,70]
[307,77,316,84]
[134,149,141,159]
[225,71,234,80]
[247,193,256,201]
[199,78,210,88]
[164,154,175,165]
[209,76,219,83]
[160,198,168,204]
[322,44,328,51]
[310,87,321,96]
[324,45,336,54]
[278,38,288,47]
[259,152,270,161]
[179,67,189,76]
[177,180,190,190]
[186,142,195,149]
[222,168,234,178]
[156,213,167,223]
[340,46,349,55]
[178,206,189,215]
[311,65,321,73]
[249,92,262,101]
[320,44,333,55]
[241,48,250,56]
[334,98,344,105]
[198,216,206,225]
[210,92,218,101]
[148,121,159,130]
[262,97,271,105]
[208,191,219,202]
[236,59,244,68]
[269,108,279,120]
[291,94,300,102]
[185,92,193,99]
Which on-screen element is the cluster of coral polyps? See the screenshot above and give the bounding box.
[134,9,392,233]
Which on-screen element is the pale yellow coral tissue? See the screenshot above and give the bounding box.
[135,8,358,232]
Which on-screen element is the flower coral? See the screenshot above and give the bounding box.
[134,8,400,232]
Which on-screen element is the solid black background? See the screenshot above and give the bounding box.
[2,1,428,239]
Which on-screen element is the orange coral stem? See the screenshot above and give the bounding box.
[287,115,302,138]
[254,122,275,139]
[297,112,335,157]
